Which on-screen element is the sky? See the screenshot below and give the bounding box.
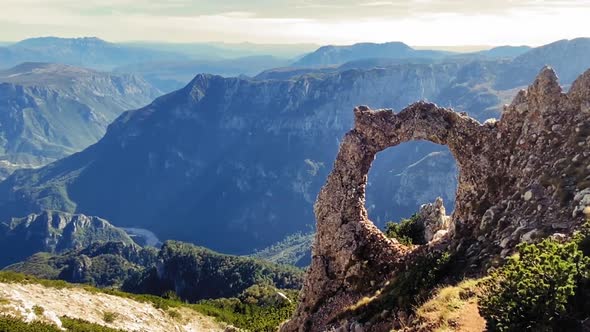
[1,0,590,46]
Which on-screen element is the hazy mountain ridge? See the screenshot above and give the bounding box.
[0,62,160,177]
[261,39,589,85]
[458,45,532,59]
[292,41,452,67]
[122,41,318,60]
[115,55,291,92]
[511,37,590,84]
[0,37,311,92]
[0,37,188,70]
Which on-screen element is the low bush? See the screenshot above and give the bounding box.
[384,214,425,245]
[0,316,61,332]
[479,233,590,331]
[32,305,44,316]
[61,317,127,331]
[0,315,126,332]
[102,311,118,323]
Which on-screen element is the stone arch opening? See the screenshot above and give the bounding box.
[282,67,590,331]
[283,102,486,330]
[365,140,458,229]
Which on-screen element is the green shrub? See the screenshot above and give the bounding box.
[479,238,590,331]
[0,316,61,332]
[167,309,182,319]
[32,305,44,316]
[193,286,299,331]
[61,317,127,331]
[0,271,71,289]
[0,316,126,332]
[102,311,118,324]
[384,214,425,245]
[162,290,181,301]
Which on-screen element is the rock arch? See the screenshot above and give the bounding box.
[281,67,590,331]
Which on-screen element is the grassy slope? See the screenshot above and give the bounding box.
[0,271,298,331]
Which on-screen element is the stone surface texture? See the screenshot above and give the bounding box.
[281,67,590,331]
[417,197,451,242]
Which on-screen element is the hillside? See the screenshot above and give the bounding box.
[0,62,160,177]
[251,232,314,267]
[0,211,135,268]
[4,240,304,302]
[0,278,226,332]
[0,37,187,70]
[1,239,303,331]
[512,38,590,83]
[495,38,590,88]
[4,242,155,287]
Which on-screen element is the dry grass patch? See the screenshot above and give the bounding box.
[414,279,486,332]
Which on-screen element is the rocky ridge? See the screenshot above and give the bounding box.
[281,67,590,331]
[0,211,134,267]
[416,197,451,242]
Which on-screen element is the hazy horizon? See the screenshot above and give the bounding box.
[2,0,589,47]
[0,35,571,55]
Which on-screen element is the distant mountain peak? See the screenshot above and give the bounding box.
[15,36,109,46]
[293,41,447,67]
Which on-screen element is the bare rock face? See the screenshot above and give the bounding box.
[417,197,451,242]
[281,67,590,331]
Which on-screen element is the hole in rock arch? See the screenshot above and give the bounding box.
[366,140,458,229]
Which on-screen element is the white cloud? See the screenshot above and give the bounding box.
[0,0,589,45]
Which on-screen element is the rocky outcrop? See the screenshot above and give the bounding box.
[281,67,590,331]
[0,211,134,267]
[417,197,451,242]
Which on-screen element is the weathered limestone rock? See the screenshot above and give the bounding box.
[281,67,590,331]
[416,197,451,242]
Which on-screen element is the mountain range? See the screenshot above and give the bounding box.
[0,63,484,254]
[0,37,589,256]
[0,37,317,92]
[292,41,452,67]
[0,62,160,178]
[0,37,187,71]
[114,55,291,92]
[0,34,588,332]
